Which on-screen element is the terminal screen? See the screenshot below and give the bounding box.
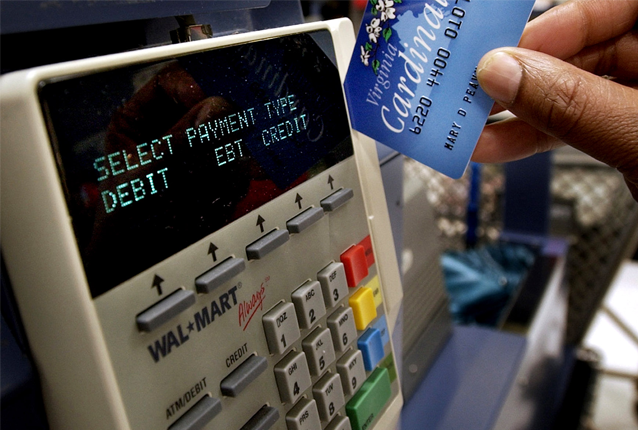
[40,30,353,298]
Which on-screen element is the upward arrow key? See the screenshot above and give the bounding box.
[152,274,164,296]
[256,215,266,233]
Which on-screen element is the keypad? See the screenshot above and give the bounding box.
[129,177,397,430]
[250,232,395,430]
[139,231,395,430]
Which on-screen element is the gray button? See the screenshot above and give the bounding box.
[313,372,345,422]
[327,307,357,352]
[317,263,349,309]
[263,302,300,355]
[292,281,326,329]
[136,289,196,332]
[287,207,324,234]
[246,229,289,260]
[240,405,280,430]
[320,188,353,212]
[336,350,366,397]
[326,415,352,430]
[286,398,322,430]
[196,257,245,294]
[274,350,312,404]
[302,327,335,377]
[220,355,267,397]
[168,395,222,430]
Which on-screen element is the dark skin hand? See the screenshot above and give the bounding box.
[472,0,638,201]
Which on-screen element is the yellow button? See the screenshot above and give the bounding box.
[364,276,383,309]
[348,287,377,330]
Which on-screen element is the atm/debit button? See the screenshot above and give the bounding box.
[220,355,268,397]
[195,257,245,294]
[240,405,280,430]
[168,395,221,430]
[346,368,392,430]
[246,229,289,260]
[136,289,196,332]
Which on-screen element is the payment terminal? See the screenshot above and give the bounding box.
[1,18,403,430]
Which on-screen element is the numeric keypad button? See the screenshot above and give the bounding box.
[326,415,352,430]
[336,350,366,397]
[302,327,335,377]
[263,302,300,355]
[327,307,357,353]
[313,372,345,422]
[292,281,326,330]
[286,398,322,430]
[317,263,349,308]
[274,351,312,404]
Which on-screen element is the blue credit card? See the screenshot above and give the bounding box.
[344,0,535,178]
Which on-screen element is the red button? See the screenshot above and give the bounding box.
[340,245,369,288]
[358,236,375,268]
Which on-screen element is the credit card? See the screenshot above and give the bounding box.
[344,0,535,178]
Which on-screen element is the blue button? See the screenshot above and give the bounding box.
[357,328,384,371]
[371,315,390,346]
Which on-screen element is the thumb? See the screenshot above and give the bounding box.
[477,48,638,186]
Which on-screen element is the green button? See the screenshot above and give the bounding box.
[346,367,391,430]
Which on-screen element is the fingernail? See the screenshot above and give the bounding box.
[477,51,522,105]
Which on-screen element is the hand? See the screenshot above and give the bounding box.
[472,0,638,201]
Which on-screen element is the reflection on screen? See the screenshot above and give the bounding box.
[40,31,353,298]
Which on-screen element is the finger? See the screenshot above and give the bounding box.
[520,0,638,59]
[109,63,207,144]
[472,117,564,163]
[477,47,638,186]
[568,30,638,79]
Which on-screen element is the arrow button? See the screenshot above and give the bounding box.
[246,229,289,260]
[196,257,246,294]
[320,188,354,212]
[136,289,196,332]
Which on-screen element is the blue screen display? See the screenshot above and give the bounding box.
[40,30,353,298]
